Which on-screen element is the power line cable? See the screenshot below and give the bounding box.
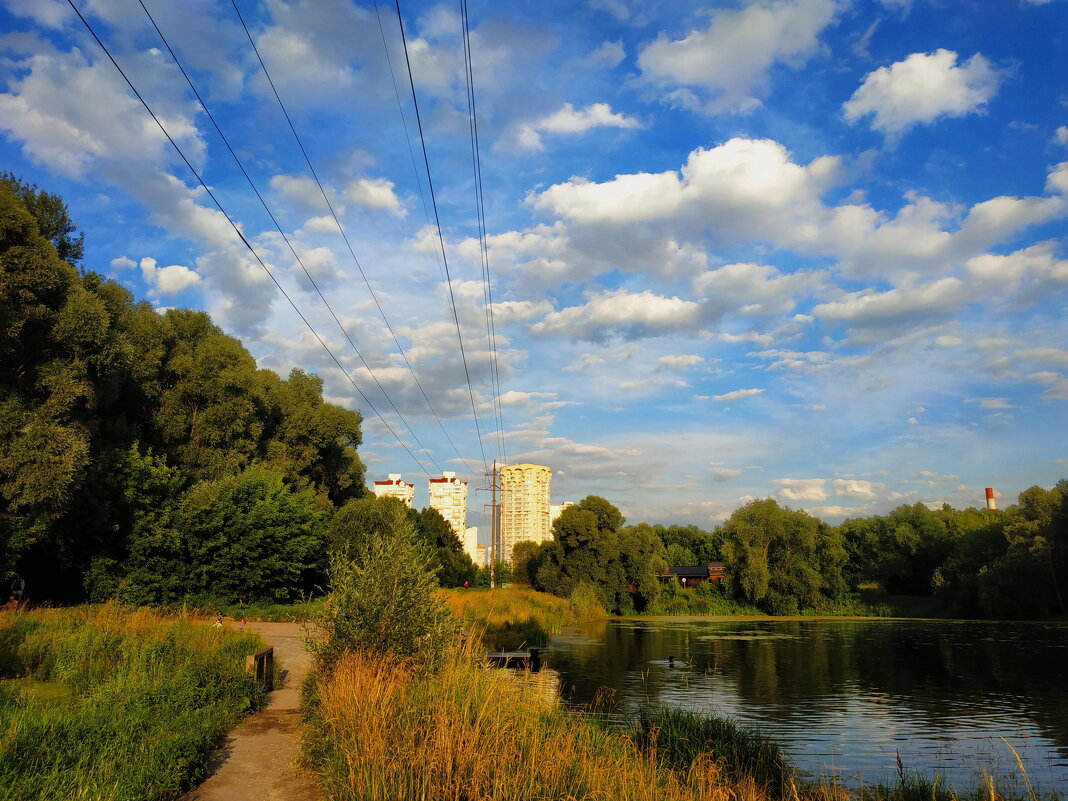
[137,0,440,474]
[370,0,484,476]
[229,0,485,480]
[392,0,490,476]
[64,0,431,475]
[460,0,507,463]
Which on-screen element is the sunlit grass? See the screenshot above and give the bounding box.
[438,586,607,650]
[307,643,1054,801]
[0,604,268,801]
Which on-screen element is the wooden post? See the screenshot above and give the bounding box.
[245,646,274,691]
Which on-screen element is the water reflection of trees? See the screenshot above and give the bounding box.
[549,620,1068,752]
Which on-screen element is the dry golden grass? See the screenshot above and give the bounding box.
[312,646,793,801]
[307,645,1039,801]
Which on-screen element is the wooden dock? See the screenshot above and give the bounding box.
[485,648,542,670]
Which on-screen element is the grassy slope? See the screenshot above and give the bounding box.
[438,586,606,650]
[0,605,268,801]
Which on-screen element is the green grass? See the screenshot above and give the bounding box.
[646,582,765,616]
[439,585,607,650]
[216,598,325,622]
[625,704,793,792]
[0,604,269,801]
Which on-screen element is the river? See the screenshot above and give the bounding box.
[545,617,1068,794]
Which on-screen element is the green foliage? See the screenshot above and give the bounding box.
[653,523,724,564]
[536,496,663,614]
[405,506,477,587]
[647,579,762,616]
[721,498,846,615]
[0,172,84,268]
[0,605,266,801]
[627,705,791,792]
[509,539,542,586]
[314,496,456,672]
[177,466,329,603]
[0,177,365,602]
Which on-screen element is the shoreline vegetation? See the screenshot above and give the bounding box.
[0,604,269,801]
[303,629,1056,801]
[302,585,1061,801]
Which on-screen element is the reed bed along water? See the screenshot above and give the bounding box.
[0,604,268,801]
[439,586,606,650]
[306,643,1054,801]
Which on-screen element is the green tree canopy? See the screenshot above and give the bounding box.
[536,495,661,613]
[721,498,846,615]
[315,496,455,671]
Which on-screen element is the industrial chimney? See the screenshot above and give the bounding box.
[985,487,996,511]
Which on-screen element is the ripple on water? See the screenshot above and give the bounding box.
[547,618,1068,795]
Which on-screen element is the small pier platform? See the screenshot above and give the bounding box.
[485,648,542,670]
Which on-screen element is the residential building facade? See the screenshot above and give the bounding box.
[428,471,468,538]
[371,473,414,508]
[497,463,552,565]
[550,502,573,525]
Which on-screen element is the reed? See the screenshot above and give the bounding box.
[308,647,774,801]
[306,642,1054,801]
[439,586,607,650]
[0,604,268,801]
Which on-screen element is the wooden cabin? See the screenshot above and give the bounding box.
[658,562,726,587]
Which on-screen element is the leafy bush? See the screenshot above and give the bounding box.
[313,497,455,673]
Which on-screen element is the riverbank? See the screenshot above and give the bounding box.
[302,640,1053,801]
[0,605,269,801]
[439,585,607,650]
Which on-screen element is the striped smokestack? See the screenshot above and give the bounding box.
[985,487,996,511]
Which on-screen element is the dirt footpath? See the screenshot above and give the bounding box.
[181,622,321,801]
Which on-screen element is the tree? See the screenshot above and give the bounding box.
[405,506,476,587]
[536,495,661,613]
[258,368,364,504]
[176,465,329,603]
[721,498,845,614]
[315,496,455,672]
[654,523,724,564]
[1,172,84,268]
[510,540,542,586]
[994,483,1067,616]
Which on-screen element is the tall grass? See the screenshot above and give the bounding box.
[0,604,268,801]
[305,642,1052,801]
[307,647,775,801]
[439,585,607,650]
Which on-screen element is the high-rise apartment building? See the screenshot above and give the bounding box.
[428,471,467,537]
[497,463,552,565]
[371,473,414,508]
[550,502,574,525]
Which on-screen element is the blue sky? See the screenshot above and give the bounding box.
[1,0,1066,530]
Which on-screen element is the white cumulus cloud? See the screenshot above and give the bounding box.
[844,49,1001,137]
[515,102,640,150]
[343,177,403,215]
[834,479,879,499]
[773,478,827,502]
[637,0,840,114]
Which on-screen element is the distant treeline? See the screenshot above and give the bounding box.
[506,487,1067,619]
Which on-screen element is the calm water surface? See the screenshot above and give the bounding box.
[546,618,1068,794]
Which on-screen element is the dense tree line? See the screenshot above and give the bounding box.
[0,176,486,605]
[514,487,1067,619]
